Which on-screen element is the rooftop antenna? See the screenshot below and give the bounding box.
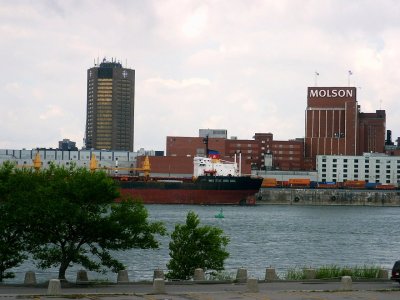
[380,99,382,110]
[314,71,319,86]
[125,58,127,67]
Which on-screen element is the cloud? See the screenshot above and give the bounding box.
[1,0,400,151]
[39,105,63,120]
[144,77,211,89]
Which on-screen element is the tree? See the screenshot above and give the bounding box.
[166,211,230,280]
[5,164,166,280]
[0,163,28,281]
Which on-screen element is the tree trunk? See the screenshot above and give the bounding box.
[58,262,69,280]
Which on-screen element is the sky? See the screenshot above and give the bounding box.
[1,0,400,152]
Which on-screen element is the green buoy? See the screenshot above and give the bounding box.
[215,208,224,218]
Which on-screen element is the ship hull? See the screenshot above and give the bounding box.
[118,176,262,205]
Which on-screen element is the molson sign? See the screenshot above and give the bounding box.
[308,87,356,100]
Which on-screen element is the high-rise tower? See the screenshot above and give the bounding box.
[85,59,135,151]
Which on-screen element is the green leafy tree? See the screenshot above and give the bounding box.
[166,211,230,280]
[4,164,166,280]
[0,163,33,282]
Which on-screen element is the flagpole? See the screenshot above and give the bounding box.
[348,70,353,86]
[314,72,319,86]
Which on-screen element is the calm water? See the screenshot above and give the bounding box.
[8,205,400,283]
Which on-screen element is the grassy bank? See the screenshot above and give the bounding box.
[285,265,383,280]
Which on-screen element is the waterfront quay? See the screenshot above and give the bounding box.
[258,187,400,205]
[1,280,400,300]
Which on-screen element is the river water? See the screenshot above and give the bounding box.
[8,205,400,283]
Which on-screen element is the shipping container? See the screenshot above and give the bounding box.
[261,178,277,188]
[343,180,366,189]
[288,178,310,187]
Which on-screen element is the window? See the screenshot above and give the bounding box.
[376,165,380,169]
[344,164,348,168]
[376,160,380,163]
[354,169,358,173]
[354,159,358,163]
[343,169,348,173]
[322,174,326,178]
[386,180,391,183]
[344,159,348,162]
[333,159,337,162]
[322,158,326,162]
[322,169,326,172]
[322,164,326,167]
[365,165,369,169]
[333,169,337,173]
[333,164,337,168]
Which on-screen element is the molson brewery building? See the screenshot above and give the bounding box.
[305,87,385,168]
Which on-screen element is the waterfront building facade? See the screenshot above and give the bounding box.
[85,59,135,151]
[166,130,304,171]
[0,149,140,175]
[305,87,386,169]
[316,153,400,185]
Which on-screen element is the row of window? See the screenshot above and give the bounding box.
[322,158,400,164]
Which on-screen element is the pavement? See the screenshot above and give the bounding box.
[1,280,400,300]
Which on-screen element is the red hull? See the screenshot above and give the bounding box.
[119,188,258,205]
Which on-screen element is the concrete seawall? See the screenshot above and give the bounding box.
[257,188,400,206]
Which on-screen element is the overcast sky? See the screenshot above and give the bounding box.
[1,0,400,151]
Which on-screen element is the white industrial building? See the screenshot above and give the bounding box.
[316,153,400,185]
[0,148,158,175]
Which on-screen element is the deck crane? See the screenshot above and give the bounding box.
[89,154,151,178]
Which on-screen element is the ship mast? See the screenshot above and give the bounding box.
[203,135,209,157]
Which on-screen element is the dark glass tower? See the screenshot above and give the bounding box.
[85,59,135,151]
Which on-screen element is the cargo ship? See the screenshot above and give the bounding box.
[115,155,263,205]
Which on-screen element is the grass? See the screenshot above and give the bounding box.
[285,265,382,280]
[206,270,235,281]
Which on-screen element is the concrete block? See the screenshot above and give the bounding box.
[246,278,259,292]
[117,270,129,283]
[378,269,388,279]
[304,268,316,280]
[236,268,248,283]
[47,279,61,295]
[153,278,166,294]
[341,276,352,290]
[153,269,165,280]
[24,271,37,285]
[76,270,89,282]
[265,268,279,281]
[194,268,205,281]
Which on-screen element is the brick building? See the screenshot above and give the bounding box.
[305,87,386,169]
[358,110,386,153]
[166,131,304,172]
